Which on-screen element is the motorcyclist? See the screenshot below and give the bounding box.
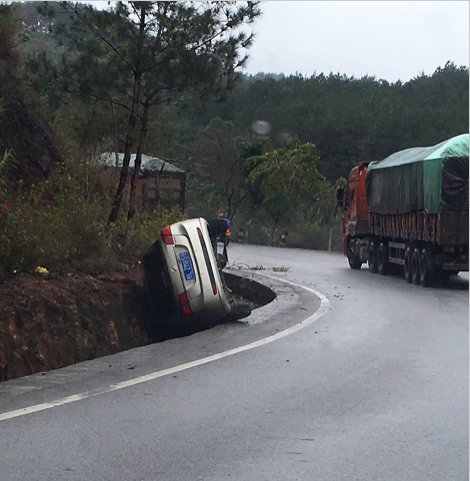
[217,213,231,259]
[218,213,231,229]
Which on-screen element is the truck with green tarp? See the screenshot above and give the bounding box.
[338,133,469,286]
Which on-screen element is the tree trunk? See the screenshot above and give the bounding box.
[111,100,119,167]
[107,3,147,225]
[128,102,150,221]
[107,76,141,225]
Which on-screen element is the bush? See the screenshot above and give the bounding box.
[0,156,184,275]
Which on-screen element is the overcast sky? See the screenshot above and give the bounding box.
[241,1,469,82]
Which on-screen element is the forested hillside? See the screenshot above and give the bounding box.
[193,66,469,182]
[5,2,470,252]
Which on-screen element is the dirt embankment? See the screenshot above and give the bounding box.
[0,264,274,383]
[0,263,155,382]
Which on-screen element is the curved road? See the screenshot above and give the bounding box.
[1,244,468,481]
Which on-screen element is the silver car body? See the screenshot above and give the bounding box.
[158,217,231,321]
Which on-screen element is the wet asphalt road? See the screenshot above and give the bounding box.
[1,244,468,481]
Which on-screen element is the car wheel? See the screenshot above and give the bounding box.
[227,303,252,321]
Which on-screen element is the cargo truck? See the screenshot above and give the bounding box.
[337,134,469,286]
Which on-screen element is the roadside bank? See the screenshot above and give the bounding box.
[0,263,275,382]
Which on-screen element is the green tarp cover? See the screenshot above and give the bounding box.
[365,134,469,214]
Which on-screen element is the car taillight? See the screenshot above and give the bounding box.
[179,291,193,315]
[161,225,174,245]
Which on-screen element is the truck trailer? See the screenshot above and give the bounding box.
[338,134,469,286]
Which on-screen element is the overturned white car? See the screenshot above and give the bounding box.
[143,217,248,326]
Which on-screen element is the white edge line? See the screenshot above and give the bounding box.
[0,276,329,422]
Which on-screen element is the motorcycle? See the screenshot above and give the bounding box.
[218,227,231,245]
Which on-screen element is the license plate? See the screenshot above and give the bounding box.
[179,251,195,281]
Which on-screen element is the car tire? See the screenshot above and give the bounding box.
[227,303,252,321]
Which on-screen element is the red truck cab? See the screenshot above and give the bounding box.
[340,161,370,255]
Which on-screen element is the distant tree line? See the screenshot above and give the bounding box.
[171,64,469,182]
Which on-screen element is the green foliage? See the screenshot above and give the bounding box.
[188,119,272,219]
[184,165,223,220]
[288,217,343,251]
[0,158,183,275]
[114,206,184,260]
[19,1,262,222]
[247,142,331,243]
[248,142,327,214]
[193,118,239,218]
[11,4,470,253]
[0,3,23,83]
[186,64,468,183]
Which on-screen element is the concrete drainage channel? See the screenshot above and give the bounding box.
[224,271,277,307]
[143,269,277,340]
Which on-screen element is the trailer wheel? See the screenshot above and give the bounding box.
[347,239,362,270]
[420,248,435,287]
[368,242,378,273]
[404,247,412,283]
[377,242,389,275]
[411,248,421,285]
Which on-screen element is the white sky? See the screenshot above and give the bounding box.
[242,1,469,82]
[86,1,469,82]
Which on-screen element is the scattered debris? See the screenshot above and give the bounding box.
[35,266,49,275]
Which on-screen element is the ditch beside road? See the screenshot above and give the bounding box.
[0,262,278,383]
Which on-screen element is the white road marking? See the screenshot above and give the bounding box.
[0,277,329,422]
